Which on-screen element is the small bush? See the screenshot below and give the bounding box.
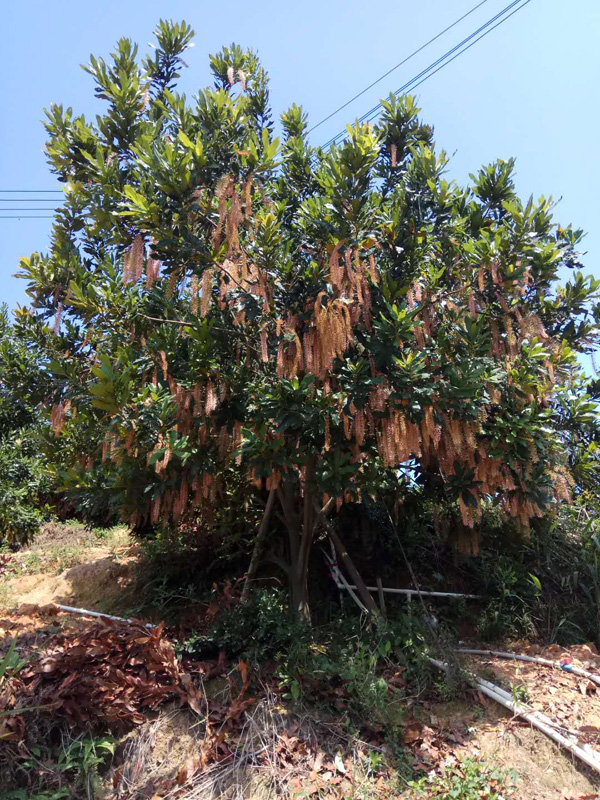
[0,433,51,547]
[180,588,308,662]
[180,594,431,727]
[275,615,431,725]
[409,757,517,798]
[5,732,115,800]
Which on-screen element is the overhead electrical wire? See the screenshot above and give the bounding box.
[321,0,532,150]
[0,198,59,202]
[0,190,61,218]
[307,0,492,134]
[386,0,532,99]
[1,0,533,220]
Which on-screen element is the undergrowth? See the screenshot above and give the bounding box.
[407,757,518,799]
[3,730,116,800]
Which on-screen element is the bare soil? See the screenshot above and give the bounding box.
[4,548,140,610]
[0,522,142,617]
[427,697,600,799]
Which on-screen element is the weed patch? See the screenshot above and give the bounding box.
[408,757,517,798]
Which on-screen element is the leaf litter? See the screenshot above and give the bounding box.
[4,607,600,797]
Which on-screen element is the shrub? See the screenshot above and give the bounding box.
[0,433,51,546]
[180,588,308,662]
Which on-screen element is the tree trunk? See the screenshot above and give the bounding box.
[291,571,311,622]
[277,482,309,620]
[241,489,276,604]
[296,458,316,591]
[290,461,315,623]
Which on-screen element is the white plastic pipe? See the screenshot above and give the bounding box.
[345,585,481,599]
[324,550,369,613]
[429,657,600,774]
[457,648,600,687]
[471,674,580,737]
[57,604,156,628]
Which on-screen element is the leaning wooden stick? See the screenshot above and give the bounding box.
[241,488,277,603]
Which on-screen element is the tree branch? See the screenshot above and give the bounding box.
[241,488,276,603]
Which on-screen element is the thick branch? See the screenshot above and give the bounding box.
[297,457,316,583]
[266,552,291,576]
[241,489,277,603]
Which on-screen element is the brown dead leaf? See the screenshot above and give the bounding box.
[402,722,423,743]
[176,764,188,785]
[237,659,248,685]
[22,619,184,730]
[312,748,325,773]
[180,672,204,715]
[16,603,39,616]
[39,603,59,616]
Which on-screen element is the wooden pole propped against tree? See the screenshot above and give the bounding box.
[313,501,380,617]
[241,488,276,603]
[376,576,387,617]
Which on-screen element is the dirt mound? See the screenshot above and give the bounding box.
[1,547,140,613]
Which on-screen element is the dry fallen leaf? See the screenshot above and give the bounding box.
[23,619,184,729]
[402,720,423,743]
[312,749,325,773]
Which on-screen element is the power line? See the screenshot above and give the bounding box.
[322,0,532,149]
[323,0,527,147]
[389,0,533,100]
[1,1,532,221]
[0,198,59,202]
[307,0,491,134]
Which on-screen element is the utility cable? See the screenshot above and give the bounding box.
[322,0,532,149]
[307,0,491,134]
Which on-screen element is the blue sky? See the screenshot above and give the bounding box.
[1,0,598,311]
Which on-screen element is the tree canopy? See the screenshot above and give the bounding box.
[16,20,600,614]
